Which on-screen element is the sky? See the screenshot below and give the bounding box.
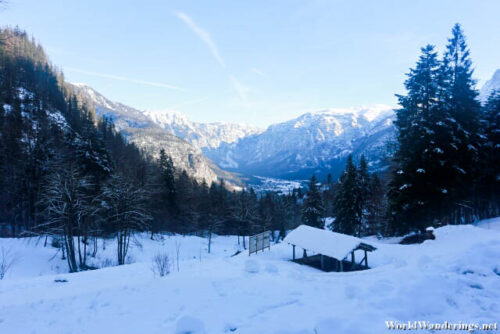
[1,0,499,128]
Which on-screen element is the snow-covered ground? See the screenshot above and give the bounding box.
[1,218,500,333]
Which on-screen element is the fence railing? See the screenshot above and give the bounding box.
[249,231,271,255]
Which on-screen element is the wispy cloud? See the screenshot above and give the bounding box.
[251,68,266,77]
[65,67,186,91]
[175,11,256,102]
[175,11,225,67]
[229,75,250,101]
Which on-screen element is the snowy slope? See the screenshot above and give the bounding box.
[71,83,241,187]
[205,105,396,180]
[1,218,499,333]
[144,109,262,149]
[479,69,500,102]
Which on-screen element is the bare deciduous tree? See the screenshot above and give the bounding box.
[37,164,92,273]
[102,175,152,265]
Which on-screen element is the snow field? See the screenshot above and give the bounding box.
[0,218,499,333]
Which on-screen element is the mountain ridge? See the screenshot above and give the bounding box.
[71,83,242,187]
[204,106,396,180]
[143,109,262,149]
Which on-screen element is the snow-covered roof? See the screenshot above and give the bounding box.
[284,225,376,260]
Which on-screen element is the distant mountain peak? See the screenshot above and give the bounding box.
[480,69,500,102]
[143,109,262,149]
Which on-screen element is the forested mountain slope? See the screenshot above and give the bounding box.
[71,83,240,186]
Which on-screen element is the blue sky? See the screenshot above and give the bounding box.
[1,0,499,127]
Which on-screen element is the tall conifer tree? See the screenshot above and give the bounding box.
[302,175,324,228]
[333,155,362,235]
[389,45,444,233]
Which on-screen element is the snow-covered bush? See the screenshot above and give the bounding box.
[152,252,170,277]
[0,247,17,280]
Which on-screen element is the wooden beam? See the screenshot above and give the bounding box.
[364,249,368,268]
[292,245,296,260]
[358,254,367,269]
[339,260,343,272]
[351,251,356,270]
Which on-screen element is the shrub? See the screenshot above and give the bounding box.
[0,247,17,280]
[152,252,170,277]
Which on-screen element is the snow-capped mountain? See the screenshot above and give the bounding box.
[143,109,262,149]
[72,83,396,183]
[205,106,396,180]
[480,69,500,102]
[71,84,240,186]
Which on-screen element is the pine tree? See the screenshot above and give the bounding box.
[333,155,362,235]
[388,45,445,233]
[365,173,387,235]
[158,149,177,217]
[439,23,481,223]
[477,92,500,217]
[176,170,197,233]
[301,175,324,228]
[358,155,370,220]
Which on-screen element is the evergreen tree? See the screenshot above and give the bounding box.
[477,92,500,217]
[439,23,481,223]
[388,45,446,233]
[358,155,370,220]
[176,170,197,233]
[389,24,484,233]
[365,173,387,235]
[333,155,362,235]
[158,149,177,217]
[302,174,324,228]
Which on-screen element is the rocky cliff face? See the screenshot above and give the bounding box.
[143,109,262,149]
[71,84,240,186]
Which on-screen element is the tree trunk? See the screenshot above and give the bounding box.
[208,230,212,254]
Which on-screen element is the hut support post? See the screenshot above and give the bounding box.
[320,255,324,270]
[292,245,296,260]
[364,250,368,268]
[351,251,356,270]
[339,260,343,272]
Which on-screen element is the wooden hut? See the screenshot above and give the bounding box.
[284,225,377,272]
